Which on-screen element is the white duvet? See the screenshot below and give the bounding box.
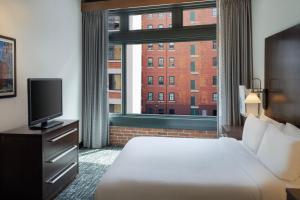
[95,137,286,200]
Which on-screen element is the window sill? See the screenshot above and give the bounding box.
[191,72,199,75]
[109,113,217,131]
[191,90,199,93]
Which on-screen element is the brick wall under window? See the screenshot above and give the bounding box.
[109,126,217,146]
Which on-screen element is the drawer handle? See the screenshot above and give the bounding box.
[48,145,78,163]
[46,162,77,184]
[48,128,77,142]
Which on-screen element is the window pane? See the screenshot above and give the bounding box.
[183,7,217,26]
[191,60,196,72]
[169,76,175,85]
[126,41,218,116]
[158,76,164,85]
[129,12,172,31]
[108,44,122,113]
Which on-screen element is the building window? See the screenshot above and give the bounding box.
[109,104,121,113]
[148,92,153,101]
[191,96,196,106]
[212,109,217,116]
[169,42,175,50]
[147,24,153,29]
[169,109,175,114]
[108,45,122,60]
[147,43,153,50]
[158,76,164,85]
[158,13,165,18]
[191,80,196,90]
[147,57,153,67]
[212,40,217,49]
[213,57,218,67]
[213,76,217,85]
[169,93,175,101]
[158,43,164,50]
[109,74,121,90]
[158,92,164,101]
[158,108,164,114]
[148,76,153,85]
[169,57,175,67]
[190,61,196,72]
[213,93,218,102]
[190,44,196,55]
[147,108,154,114]
[191,108,199,115]
[147,14,153,19]
[158,57,164,67]
[212,8,217,17]
[169,76,175,85]
[108,16,120,31]
[158,24,164,29]
[168,24,172,28]
[190,11,196,22]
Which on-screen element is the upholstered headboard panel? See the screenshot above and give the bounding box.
[265,24,300,126]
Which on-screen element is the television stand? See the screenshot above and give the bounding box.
[31,120,63,129]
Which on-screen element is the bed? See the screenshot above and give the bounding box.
[95,136,296,200]
[95,24,300,200]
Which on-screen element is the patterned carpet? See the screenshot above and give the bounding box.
[56,147,122,200]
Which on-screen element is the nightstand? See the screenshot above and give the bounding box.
[221,125,243,140]
[287,188,300,200]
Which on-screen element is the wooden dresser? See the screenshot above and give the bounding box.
[0,120,79,200]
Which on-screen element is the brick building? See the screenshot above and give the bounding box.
[141,8,218,115]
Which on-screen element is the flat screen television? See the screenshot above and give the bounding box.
[28,78,63,129]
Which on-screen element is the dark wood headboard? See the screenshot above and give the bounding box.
[265,24,300,126]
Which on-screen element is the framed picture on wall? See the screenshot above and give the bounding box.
[0,35,16,98]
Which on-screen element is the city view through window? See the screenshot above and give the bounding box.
[108,7,217,116]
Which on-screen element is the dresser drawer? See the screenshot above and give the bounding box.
[43,162,78,200]
[44,145,78,180]
[43,125,78,160]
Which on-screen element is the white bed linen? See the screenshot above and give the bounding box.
[95,137,287,200]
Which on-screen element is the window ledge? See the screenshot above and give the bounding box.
[191,72,199,75]
[169,100,176,103]
[109,114,217,131]
[191,105,199,108]
[191,90,199,93]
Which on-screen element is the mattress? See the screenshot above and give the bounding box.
[95,137,287,200]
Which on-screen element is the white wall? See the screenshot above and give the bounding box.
[252,0,300,86]
[0,0,82,132]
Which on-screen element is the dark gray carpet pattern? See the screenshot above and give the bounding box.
[56,147,121,200]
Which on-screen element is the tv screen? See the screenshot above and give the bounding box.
[28,78,62,126]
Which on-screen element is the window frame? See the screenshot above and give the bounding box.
[169,92,175,101]
[147,76,153,85]
[169,76,175,85]
[158,76,164,85]
[108,1,217,131]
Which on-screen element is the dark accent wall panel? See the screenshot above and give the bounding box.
[265,24,300,126]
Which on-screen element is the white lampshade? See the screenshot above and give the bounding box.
[245,93,261,104]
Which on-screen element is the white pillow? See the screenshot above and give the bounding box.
[260,114,284,129]
[257,124,300,181]
[283,123,300,138]
[242,114,269,153]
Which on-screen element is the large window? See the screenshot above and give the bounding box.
[108,1,217,124]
